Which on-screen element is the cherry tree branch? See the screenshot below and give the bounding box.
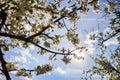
[0,32,73,55]
[102,60,120,74]
[28,6,82,39]
[9,69,35,72]
[0,49,11,80]
[29,40,73,55]
[101,30,120,44]
[41,33,54,40]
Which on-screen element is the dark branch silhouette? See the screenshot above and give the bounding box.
[28,6,82,39]
[0,32,73,55]
[0,49,11,80]
[101,29,120,44]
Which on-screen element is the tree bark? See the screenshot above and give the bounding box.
[0,49,11,80]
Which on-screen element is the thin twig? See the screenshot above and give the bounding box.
[101,31,120,44]
[62,19,69,31]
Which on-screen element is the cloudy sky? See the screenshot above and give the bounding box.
[5,15,110,80]
[2,1,119,80]
[5,17,117,80]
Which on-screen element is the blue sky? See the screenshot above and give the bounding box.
[2,1,119,80]
[5,14,109,80]
[5,17,117,80]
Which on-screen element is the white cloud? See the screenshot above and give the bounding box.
[66,68,83,75]
[88,46,95,54]
[84,39,97,45]
[55,67,67,75]
[84,31,98,45]
[10,71,17,75]
[13,48,37,64]
[22,77,32,80]
[55,67,84,78]
[104,27,112,34]
[47,72,52,75]
[54,67,83,77]
[83,31,99,54]
[29,45,35,50]
[20,49,32,57]
[14,56,27,63]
